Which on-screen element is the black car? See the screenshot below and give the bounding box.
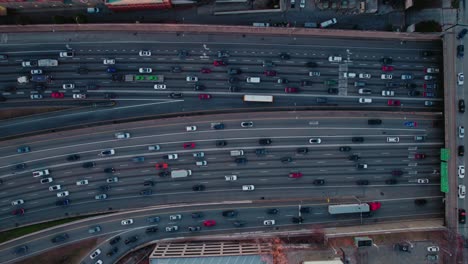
[280,157,292,163]
[255,148,267,155]
[381,57,393,65]
[111,74,124,81]
[229,85,238,92]
[404,83,417,89]
[459,146,465,157]
[99,185,111,192]
[169,93,183,98]
[305,62,318,67]
[191,212,203,218]
[279,53,290,60]
[414,199,427,206]
[171,66,182,73]
[356,180,369,185]
[159,171,170,177]
[77,67,88,74]
[259,138,272,145]
[235,157,247,164]
[395,243,410,252]
[278,78,289,84]
[106,247,118,257]
[51,233,69,243]
[292,217,304,223]
[349,154,360,161]
[228,77,238,83]
[385,179,398,185]
[109,236,121,245]
[192,184,205,191]
[458,28,468,39]
[67,154,80,161]
[145,226,158,233]
[300,207,310,213]
[339,146,351,152]
[232,220,247,227]
[458,44,465,57]
[301,80,312,86]
[327,88,339,94]
[216,140,227,147]
[124,236,138,245]
[408,90,421,97]
[296,147,309,154]
[140,189,153,195]
[104,168,116,173]
[213,123,225,130]
[312,179,325,185]
[193,84,205,91]
[227,68,241,75]
[15,163,27,170]
[104,93,117,99]
[459,100,465,113]
[14,245,28,255]
[56,199,70,206]
[222,210,238,217]
[368,119,382,125]
[352,137,364,143]
[267,208,279,214]
[82,161,96,168]
[143,181,155,186]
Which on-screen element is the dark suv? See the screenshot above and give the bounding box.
[368,119,382,125]
[312,179,325,185]
[82,162,96,168]
[460,99,465,113]
[259,138,272,145]
[296,147,309,154]
[352,137,364,143]
[222,210,238,217]
[124,236,138,245]
[459,146,465,157]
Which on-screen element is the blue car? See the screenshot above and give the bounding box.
[17,146,31,153]
[106,67,116,73]
[404,121,417,128]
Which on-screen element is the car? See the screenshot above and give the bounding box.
[460,185,466,198]
[259,138,272,145]
[424,75,435,81]
[140,189,153,195]
[30,68,43,75]
[32,169,49,177]
[255,148,267,156]
[458,44,465,57]
[235,157,248,164]
[460,126,465,138]
[51,233,69,243]
[284,86,300,93]
[212,123,225,130]
[327,88,339,94]
[264,220,276,225]
[178,50,189,58]
[401,73,413,80]
[168,92,183,99]
[165,226,179,232]
[213,60,227,66]
[381,57,393,64]
[339,146,351,152]
[280,157,293,163]
[199,68,212,74]
[312,179,325,185]
[106,247,118,257]
[356,163,368,169]
[300,207,311,213]
[193,152,205,158]
[56,191,69,197]
[352,137,364,143]
[169,214,182,220]
[407,90,421,97]
[264,70,277,76]
[385,179,398,185]
[186,125,197,131]
[424,83,438,89]
[190,212,204,219]
[11,199,24,206]
[381,74,392,80]
[384,99,400,107]
[55,199,70,206]
[414,135,425,142]
[164,154,178,160]
[289,172,303,178]
[143,181,155,187]
[103,59,115,65]
[414,153,426,159]
[148,145,161,151]
[199,94,212,100]
[423,91,436,97]
[62,83,75,89]
[95,194,107,200]
[89,249,102,260]
[106,177,119,183]
[222,210,238,217]
[241,121,254,127]
[218,50,230,58]
[99,149,115,156]
[228,68,241,75]
[12,208,25,216]
[59,51,74,57]
[417,178,429,183]
[459,165,465,178]
[51,92,65,98]
[203,220,216,227]
[458,73,464,85]
[225,175,238,181]
[121,219,134,225]
[49,185,61,191]
[382,65,394,72]
[425,246,439,253]
[88,225,102,234]
[139,50,151,56]
[188,226,201,232]
[124,236,138,244]
[153,84,167,90]
[459,146,465,157]
[359,98,372,103]
[108,236,121,246]
[182,142,196,149]
[458,28,468,39]
[381,90,395,97]
[309,138,321,144]
[358,88,371,95]
[30,94,43,100]
[72,94,86,99]
[424,101,434,106]
[292,217,304,224]
[425,67,439,74]
[404,121,417,128]
[460,209,466,224]
[40,177,53,184]
[76,179,89,185]
[147,216,160,223]
[104,167,116,174]
[192,184,205,191]
[459,100,465,113]
[309,71,321,76]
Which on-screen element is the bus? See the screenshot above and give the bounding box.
[243,95,274,103]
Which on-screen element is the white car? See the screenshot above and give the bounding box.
[49,185,61,191]
[76,179,89,185]
[225,175,238,181]
[139,50,151,56]
[115,132,131,139]
[154,84,167,89]
[320,18,337,28]
[242,185,255,191]
[458,73,464,85]
[459,165,465,178]
[425,68,439,73]
[417,178,429,183]
[359,98,372,104]
[309,71,320,77]
[381,74,392,80]
[381,90,395,97]
[359,73,371,79]
[72,94,86,99]
[31,69,42,75]
[165,226,179,232]
[186,125,197,131]
[95,194,107,200]
[169,214,182,221]
[328,56,342,62]
[264,220,276,225]
[106,177,119,183]
[167,154,178,160]
[40,177,53,184]
[186,76,198,82]
[460,126,465,138]
[300,0,305,8]
[401,74,413,80]
[139,68,152,73]
[427,246,439,252]
[386,137,399,143]
[62,83,75,89]
[343,72,356,78]
[103,59,115,65]
[99,149,115,156]
[309,138,321,144]
[90,249,101,259]
[121,219,134,225]
[148,145,161,151]
[33,169,50,177]
[59,51,74,58]
[95,260,103,264]
[195,160,207,166]
[459,185,466,199]
[56,191,69,197]
[30,94,43,100]
[424,75,435,80]
[11,199,25,206]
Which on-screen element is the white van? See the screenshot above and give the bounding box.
[359,98,372,104]
[247,77,261,83]
[387,137,400,143]
[230,150,244,156]
[87,7,100,13]
[253,23,270,27]
[242,185,255,191]
[320,18,337,28]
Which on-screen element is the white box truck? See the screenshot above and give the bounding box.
[171,170,192,178]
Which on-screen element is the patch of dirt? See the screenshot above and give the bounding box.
[0,107,69,120]
[16,237,100,264]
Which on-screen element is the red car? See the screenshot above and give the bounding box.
[382,65,394,72]
[288,172,303,178]
[155,163,169,170]
[213,60,227,66]
[285,87,299,93]
[51,92,64,98]
[203,220,216,227]
[414,153,426,159]
[460,209,466,224]
[199,94,211,100]
[12,208,25,216]
[387,99,401,106]
[200,68,212,73]
[183,142,195,149]
[264,70,277,76]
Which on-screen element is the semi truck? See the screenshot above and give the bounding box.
[21,59,58,67]
[243,95,274,103]
[171,169,192,178]
[328,202,381,215]
[124,74,164,83]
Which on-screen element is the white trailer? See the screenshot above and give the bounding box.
[243,95,274,103]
